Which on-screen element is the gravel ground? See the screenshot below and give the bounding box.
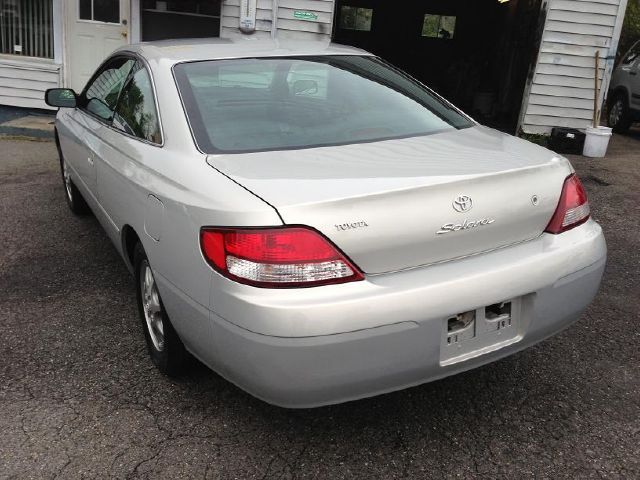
[0,132,638,479]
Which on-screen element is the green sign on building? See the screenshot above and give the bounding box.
[293,11,318,21]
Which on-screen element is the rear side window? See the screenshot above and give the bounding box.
[113,63,162,144]
[173,55,473,153]
[81,57,135,121]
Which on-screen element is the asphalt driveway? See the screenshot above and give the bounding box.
[0,132,638,479]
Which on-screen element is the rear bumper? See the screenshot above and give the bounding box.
[167,220,606,408]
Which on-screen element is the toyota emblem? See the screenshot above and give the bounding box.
[452,195,473,213]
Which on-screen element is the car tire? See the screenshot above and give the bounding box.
[134,242,187,376]
[60,157,91,215]
[608,93,632,133]
[55,133,91,215]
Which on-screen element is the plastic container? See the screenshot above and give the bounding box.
[582,126,612,158]
[550,127,586,155]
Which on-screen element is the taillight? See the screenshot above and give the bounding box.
[545,174,590,234]
[200,226,364,288]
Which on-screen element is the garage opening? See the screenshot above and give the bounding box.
[141,0,221,41]
[333,0,545,133]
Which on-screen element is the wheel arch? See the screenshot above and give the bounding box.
[610,85,630,104]
[122,225,142,274]
[54,127,65,162]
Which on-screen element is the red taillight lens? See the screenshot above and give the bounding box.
[200,227,364,288]
[545,174,590,234]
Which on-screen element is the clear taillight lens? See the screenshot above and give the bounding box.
[200,227,364,288]
[545,174,590,234]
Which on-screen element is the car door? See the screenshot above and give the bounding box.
[95,59,163,241]
[68,56,135,199]
[95,60,220,358]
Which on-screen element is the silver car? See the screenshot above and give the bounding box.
[45,38,606,408]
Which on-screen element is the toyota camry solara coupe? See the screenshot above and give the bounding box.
[45,38,606,408]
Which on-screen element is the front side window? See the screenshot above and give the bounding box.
[173,55,473,153]
[81,57,135,121]
[113,63,162,144]
[0,0,54,58]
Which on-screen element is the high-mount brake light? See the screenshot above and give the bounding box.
[545,174,590,234]
[200,227,364,288]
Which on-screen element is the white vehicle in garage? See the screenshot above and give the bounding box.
[608,39,640,132]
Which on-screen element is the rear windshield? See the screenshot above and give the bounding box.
[173,55,474,153]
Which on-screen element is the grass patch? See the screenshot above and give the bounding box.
[518,131,549,147]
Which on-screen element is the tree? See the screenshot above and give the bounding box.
[618,0,640,61]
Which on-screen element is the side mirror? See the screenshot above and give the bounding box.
[292,79,319,96]
[45,88,77,108]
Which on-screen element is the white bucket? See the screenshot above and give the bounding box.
[582,126,612,158]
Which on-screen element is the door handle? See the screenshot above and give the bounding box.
[87,156,94,166]
[630,71,637,76]
[121,31,128,38]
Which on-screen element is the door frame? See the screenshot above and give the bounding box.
[63,0,132,88]
[515,0,549,134]
[131,0,141,43]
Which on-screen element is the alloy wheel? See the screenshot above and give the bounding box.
[609,98,624,126]
[62,159,73,202]
[140,261,165,351]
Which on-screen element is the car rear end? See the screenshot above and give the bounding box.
[204,218,604,407]
[197,152,604,407]
[172,49,606,407]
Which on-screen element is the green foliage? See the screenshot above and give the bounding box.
[619,0,640,61]
[518,131,549,147]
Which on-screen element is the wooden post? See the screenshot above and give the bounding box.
[593,50,600,128]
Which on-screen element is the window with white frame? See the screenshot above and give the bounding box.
[0,0,54,58]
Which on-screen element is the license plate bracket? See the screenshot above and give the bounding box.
[440,298,523,366]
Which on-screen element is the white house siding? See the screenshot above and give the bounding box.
[0,57,61,110]
[520,0,629,134]
[275,0,334,40]
[221,0,334,40]
[222,0,275,39]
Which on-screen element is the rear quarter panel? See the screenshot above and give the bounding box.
[59,56,283,354]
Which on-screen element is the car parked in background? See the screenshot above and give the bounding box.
[45,39,606,408]
[608,39,640,132]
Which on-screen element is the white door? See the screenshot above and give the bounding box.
[66,0,130,92]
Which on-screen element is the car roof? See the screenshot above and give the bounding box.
[117,37,372,64]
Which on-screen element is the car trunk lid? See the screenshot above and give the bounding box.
[206,126,572,274]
